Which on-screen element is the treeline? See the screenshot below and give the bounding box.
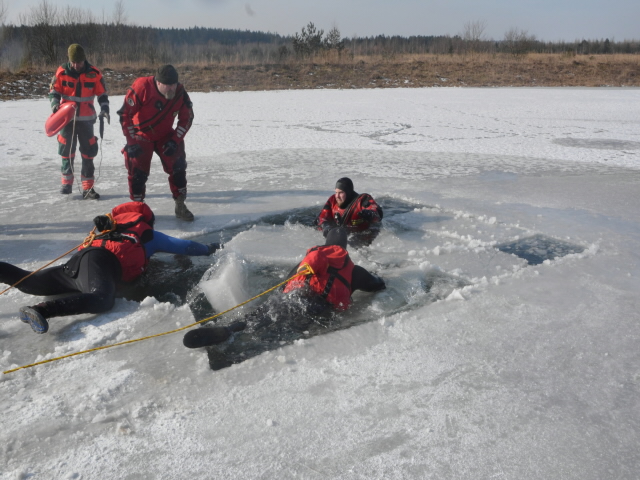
[1,21,639,70]
[346,35,640,56]
[0,24,287,68]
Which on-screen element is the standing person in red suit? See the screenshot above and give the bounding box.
[48,43,109,199]
[117,65,195,221]
[315,177,383,247]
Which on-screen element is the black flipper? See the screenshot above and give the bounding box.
[183,327,231,348]
[183,321,247,349]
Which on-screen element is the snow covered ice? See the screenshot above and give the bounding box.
[1,87,639,479]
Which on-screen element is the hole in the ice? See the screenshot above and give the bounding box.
[496,234,585,265]
[117,196,468,370]
[423,270,471,301]
[202,267,471,370]
[117,197,428,314]
[553,138,640,151]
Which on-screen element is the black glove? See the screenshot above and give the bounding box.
[52,104,59,113]
[162,140,178,157]
[99,106,110,125]
[93,215,113,232]
[359,210,375,221]
[371,274,386,291]
[207,243,222,255]
[321,222,333,238]
[124,143,142,159]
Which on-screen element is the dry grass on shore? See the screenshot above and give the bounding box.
[1,53,639,101]
[178,53,640,92]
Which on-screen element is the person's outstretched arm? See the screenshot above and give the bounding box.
[351,265,386,292]
[144,230,220,258]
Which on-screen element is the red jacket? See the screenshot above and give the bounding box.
[118,76,194,144]
[284,245,355,310]
[79,202,155,282]
[316,193,382,233]
[48,62,108,121]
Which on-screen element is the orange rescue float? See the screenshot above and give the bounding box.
[45,102,77,137]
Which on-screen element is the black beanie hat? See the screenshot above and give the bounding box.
[325,227,348,249]
[156,64,179,84]
[335,177,354,194]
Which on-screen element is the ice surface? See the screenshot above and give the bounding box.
[1,87,639,480]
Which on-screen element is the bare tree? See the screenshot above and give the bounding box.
[0,0,8,25]
[503,27,537,56]
[112,0,128,26]
[462,19,487,53]
[18,0,60,64]
[59,5,95,25]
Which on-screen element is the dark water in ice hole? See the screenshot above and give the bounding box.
[497,234,584,265]
[117,197,585,369]
[118,196,427,311]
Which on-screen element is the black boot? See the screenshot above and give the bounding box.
[83,187,100,200]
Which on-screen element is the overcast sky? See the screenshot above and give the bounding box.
[6,0,639,42]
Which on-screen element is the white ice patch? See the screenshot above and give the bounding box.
[200,251,251,312]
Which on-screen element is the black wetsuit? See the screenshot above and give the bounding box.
[0,248,121,319]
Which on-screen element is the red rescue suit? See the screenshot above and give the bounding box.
[316,193,382,233]
[79,202,155,282]
[117,76,194,201]
[118,76,193,144]
[283,245,355,311]
[49,62,108,122]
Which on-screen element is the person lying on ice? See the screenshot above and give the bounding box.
[182,226,386,351]
[0,202,220,334]
[314,177,383,247]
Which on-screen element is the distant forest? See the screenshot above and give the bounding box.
[1,20,639,70]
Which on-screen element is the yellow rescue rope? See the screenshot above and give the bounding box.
[0,243,84,297]
[3,265,313,375]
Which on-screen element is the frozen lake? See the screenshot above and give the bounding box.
[1,87,639,479]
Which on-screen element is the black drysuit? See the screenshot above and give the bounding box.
[0,248,121,319]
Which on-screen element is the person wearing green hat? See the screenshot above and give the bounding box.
[116,65,196,221]
[48,43,110,199]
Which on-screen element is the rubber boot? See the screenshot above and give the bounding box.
[175,195,194,221]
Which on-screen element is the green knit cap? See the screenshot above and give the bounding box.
[68,44,86,62]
